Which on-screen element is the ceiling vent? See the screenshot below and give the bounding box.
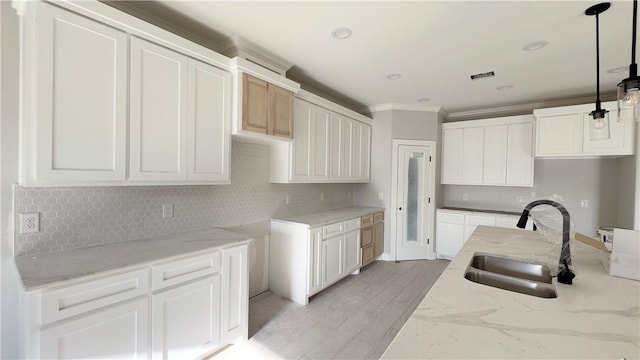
[470,71,496,80]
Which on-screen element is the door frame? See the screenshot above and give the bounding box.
[390,139,437,261]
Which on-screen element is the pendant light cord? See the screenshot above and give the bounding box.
[632,0,637,76]
[596,11,602,109]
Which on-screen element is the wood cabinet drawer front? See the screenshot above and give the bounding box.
[41,268,149,325]
[152,251,221,291]
[323,222,344,239]
[437,212,464,224]
[343,218,361,232]
[373,212,384,223]
[361,214,373,227]
[465,215,496,226]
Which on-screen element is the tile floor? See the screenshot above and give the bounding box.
[212,259,450,360]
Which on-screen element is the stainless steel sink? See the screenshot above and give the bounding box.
[470,254,552,283]
[464,253,557,299]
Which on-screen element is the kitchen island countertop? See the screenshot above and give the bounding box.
[382,225,640,359]
[15,227,251,291]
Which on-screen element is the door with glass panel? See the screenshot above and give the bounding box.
[395,143,435,260]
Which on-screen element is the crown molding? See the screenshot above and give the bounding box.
[219,35,293,76]
[446,93,616,122]
[367,103,443,115]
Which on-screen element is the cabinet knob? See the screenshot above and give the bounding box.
[399,207,402,211]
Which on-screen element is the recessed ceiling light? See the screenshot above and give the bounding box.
[607,66,628,74]
[522,40,549,51]
[497,85,514,90]
[331,27,352,39]
[386,74,402,80]
[417,98,430,102]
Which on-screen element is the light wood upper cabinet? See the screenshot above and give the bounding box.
[22,2,128,185]
[241,73,293,139]
[534,101,634,157]
[442,115,534,187]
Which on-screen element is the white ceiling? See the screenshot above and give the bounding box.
[151,1,635,114]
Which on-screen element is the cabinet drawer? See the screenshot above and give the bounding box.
[41,268,149,325]
[323,222,344,239]
[373,212,384,223]
[437,212,464,224]
[152,251,221,291]
[343,218,361,232]
[465,215,496,226]
[361,214,373,227]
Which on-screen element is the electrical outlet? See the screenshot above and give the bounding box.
[285,195,290,204]
[378,192,384,201]
[580,200,589,208]
[162,204,174,218]
[462,193,469,201]
[320,193,325,202]
[516,196,524,203]
[19,213,39,234]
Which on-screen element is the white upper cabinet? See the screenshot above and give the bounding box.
[19,1,232,186]
[270,93,372,184]
[129,37,189,181]
[442,115,534,187]
[534,101,634,158]
[22,2,128,186]
[187,59,231,183]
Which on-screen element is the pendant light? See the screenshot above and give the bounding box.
[586,2,611,141]
[617,0,640,122]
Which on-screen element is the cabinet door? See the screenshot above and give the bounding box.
[322,236,344,288]
[583,109,634,155]
[461,127,484,183]
[291,100,314,181]
[441,128,463,183]
[221,245,248,343]
[352,122,371,181]
[242,74,269,135]
[269,85,294,138]
[535,113,582,156]
[152,275,221,360]
[506,122,534,186]
[330,114,352,180]
[308,228,323,295]
[373,221,384,258]
[41,298,149,359]
[435,222,464,259]
[483,125,508,185]
[312,107,331,180]
[344,230,360,274]
[187,59,231,182]
[360,226,373,266]
[130,37,188,181]
[34,3,127,183]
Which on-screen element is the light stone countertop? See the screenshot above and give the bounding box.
[15,227,251,291]
[271,206,384,227]
[382,225,640,359]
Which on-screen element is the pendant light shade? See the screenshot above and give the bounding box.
[617,0,640,122]
[586,2,611,141]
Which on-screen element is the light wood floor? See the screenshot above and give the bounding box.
[212,259,449,360]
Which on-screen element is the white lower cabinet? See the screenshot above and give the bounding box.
[152,275,221,360]
[41,297,149,360]
[436,209,532,259]
[270,217,363,305]
[21,244,248,359]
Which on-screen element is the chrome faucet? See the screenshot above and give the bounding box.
[517,200,576,285]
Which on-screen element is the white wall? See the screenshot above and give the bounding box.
[1,2,21,357]
[355,108,441,260]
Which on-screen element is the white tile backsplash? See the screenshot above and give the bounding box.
[14,140,353,256]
